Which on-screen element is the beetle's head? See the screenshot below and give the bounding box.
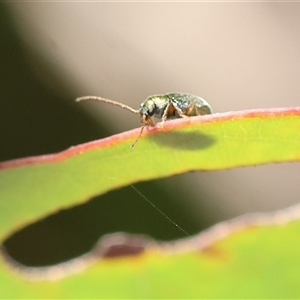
[139,99,156,126]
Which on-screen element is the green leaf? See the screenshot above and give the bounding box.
[1,210,300,298]
[1,107,300,298]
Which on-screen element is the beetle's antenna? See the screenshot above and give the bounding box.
[131,125,144,148]
[76,96,139,114]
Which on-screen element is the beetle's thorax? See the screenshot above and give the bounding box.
[139,95,170,119]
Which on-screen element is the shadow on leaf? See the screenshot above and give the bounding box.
[150,130,216,150]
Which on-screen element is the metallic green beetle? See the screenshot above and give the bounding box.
[76,93,212,147]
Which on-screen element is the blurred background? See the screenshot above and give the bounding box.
[1,2,300,267]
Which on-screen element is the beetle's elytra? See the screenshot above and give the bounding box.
[76,93,212,147]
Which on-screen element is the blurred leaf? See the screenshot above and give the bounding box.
[2,209,300,298]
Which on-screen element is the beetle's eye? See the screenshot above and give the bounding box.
[140,99,156,117]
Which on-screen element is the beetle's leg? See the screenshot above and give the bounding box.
[173,104,190,120]
[184,102,197,116]
[159,102,171,128]
[147,117,156,126]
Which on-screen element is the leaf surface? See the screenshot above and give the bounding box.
[1,107,300,297]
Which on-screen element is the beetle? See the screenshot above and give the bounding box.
[76,93,212,147]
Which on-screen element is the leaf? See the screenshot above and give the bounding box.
[1,207,300,298]
[1,107,300,297]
